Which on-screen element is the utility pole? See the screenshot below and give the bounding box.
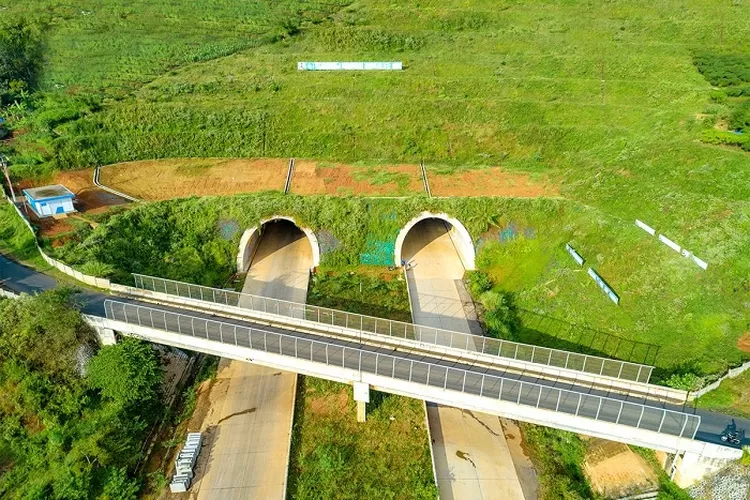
[0,155,16,202]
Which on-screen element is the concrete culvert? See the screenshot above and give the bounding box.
[236,217,320,274]
[394,212,476,272]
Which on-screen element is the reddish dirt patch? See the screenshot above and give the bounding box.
[428,167,559,197]
[291,161,423,196]
[16,169,127,239]
[56,169,128,213]
[584,439,658,498]
[99,158,288,200]
[737,333,750,353]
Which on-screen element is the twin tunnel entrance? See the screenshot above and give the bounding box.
[236,213,476,279]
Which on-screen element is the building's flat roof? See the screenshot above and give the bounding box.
[23,184,75,200]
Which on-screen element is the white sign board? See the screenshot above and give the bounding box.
[297,61,403,71]
[565,243,585,266]
[588,268,620,305]
[635,219,656,236]
[658,234,681,253]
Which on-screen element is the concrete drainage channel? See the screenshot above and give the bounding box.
[93,165,140,202]
[284,158,295,194]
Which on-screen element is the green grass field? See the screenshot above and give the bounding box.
[3,2,750,381]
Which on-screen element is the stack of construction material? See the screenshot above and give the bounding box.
[169,433,202,493]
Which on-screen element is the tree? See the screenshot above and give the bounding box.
[0,18,43,98]
[0,289,94,379]
[87,338,163,408]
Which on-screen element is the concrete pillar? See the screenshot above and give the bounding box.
[357,401,367,423]
[97,327,117,346]
[353,382,369,423]
[671,450,737,488]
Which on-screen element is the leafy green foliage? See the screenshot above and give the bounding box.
[522,424,595,500]
[87,338,163,408]
[730,99,750,132]
[663,372,703,392]
[0,292,160,498]
[479,290,521,341]
[0,18,43,101]
[701,128,748,146]
[466,270,492,297]
[694,52,750,87]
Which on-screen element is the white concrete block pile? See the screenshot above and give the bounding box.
[170,432,202,493]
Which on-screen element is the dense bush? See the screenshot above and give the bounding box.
[0,18,43,102]
[730,99,750,132]
[479,290,521,341]
[700,128,748,147]
[694,52,750,87]
[0,292,161,498]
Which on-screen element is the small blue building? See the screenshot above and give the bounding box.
[23,185,76,218]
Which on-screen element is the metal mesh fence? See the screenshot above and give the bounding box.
[104,300,699,440]
[132,273,654,384]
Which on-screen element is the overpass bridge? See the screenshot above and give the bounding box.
[122,274,684,404]
[95,299,727,457]
[0,255,744,486]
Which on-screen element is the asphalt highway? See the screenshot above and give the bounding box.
[1,254,747,448]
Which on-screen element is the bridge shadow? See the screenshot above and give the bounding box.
[517,310,660,366]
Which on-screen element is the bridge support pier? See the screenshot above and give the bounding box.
[97,327,117,346]
[353,382,369,423]
[670,449,739,488]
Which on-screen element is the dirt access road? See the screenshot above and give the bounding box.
[402,218,535,500]
[188,221,311,499]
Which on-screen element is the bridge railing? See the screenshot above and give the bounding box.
[133,274,653,383]
[132,273,654,384]
[104,299,698,440]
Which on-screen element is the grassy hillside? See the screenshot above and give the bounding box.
[32,193,746,377]
[2,1,749,379]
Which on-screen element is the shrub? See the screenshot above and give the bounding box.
[693,52,750,87]
[701,128,748,147]
[466,270,493,297]
[664,372,703,392]
[480,290,521,341]
[0,18,43,99]
[709,90,727,104]
[729,99,750,132]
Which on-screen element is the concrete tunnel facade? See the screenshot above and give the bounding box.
[236,216,321,273]
[394,212,476,270]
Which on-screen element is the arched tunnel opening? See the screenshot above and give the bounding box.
[236,218,319,302]
[395,213,476,274]
[394,213,479,333]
